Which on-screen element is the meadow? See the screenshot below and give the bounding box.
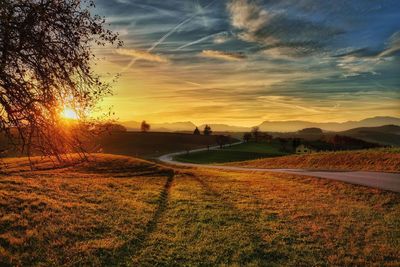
[1,154,399,266]
[174,141,287,164]
[97,131,233,158]
[227,148,400,172]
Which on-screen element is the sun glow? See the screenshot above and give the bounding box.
[61,107,79,120]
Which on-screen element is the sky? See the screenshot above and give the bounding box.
[92,0,400,126]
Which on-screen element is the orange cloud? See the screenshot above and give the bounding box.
[200,50,246,61]
[116,48,169,63]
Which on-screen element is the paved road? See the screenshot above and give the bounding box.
[159,145,400,193]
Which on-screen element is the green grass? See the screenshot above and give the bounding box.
[1,154,399,265]
[97,132,236,159]
[174,141,288,164]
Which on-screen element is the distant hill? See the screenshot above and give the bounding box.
[258,116,400,132]
[198,124,249,132]
[271,125,400,147]
[122,121,196,132]
[120,116,400,133]
[339,125,400,146]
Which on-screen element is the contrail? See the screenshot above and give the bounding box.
[175,31,228,51]
[119,0,217,73]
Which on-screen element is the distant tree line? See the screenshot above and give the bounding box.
[193,125,212,136]
[243,127,272,143]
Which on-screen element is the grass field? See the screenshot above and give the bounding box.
[227,148,400,172]
[96,131,235,159]
[174,141,288,164]
[1,154,399,265]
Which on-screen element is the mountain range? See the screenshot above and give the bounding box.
[122,116,400,133]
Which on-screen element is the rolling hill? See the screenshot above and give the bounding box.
[269,125,399,147]
[339,125,400,146]
[1,154,399,266]
[122,121,196,132]
[121,116,400,133]
[96,131,237,158]
[258,116,400,132]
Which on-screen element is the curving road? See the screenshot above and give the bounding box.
[158,144,400,193]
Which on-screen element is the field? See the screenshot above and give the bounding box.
[97,131,233,158]
[1,154,399,266]
[227,148,400,172]
[174,141,287,164]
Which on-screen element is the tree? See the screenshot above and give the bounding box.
[216,135,229,149]
[251,126,261,142]
[193,127,200,135]
[278,138,289,152]
[203,124,212,135]
[0,0,120,161]
[243,132,251,142]
[140,121,150,132]
[292,138,301,151]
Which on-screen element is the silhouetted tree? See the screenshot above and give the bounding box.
[259,132,273,143]
[243,132,252,142]
[278,138,289,152]
[140,121,150,132]
[203,125,212,135]
[0,0,120,161]
[251,126,261,142]
[292,138,301,151]
[193,127,200,135]
[216,135,229,149]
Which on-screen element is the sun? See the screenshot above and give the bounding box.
[61,107,79,120]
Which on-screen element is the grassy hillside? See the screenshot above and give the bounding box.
[269,125,400,147]
[174,141,288,164]
[98,132,232,158]
[0,154,399,265]
[339,125,400,146]
[228,148,400,172]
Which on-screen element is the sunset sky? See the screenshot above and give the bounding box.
[92,0,400,126]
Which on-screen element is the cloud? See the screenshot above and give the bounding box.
[227,0,342,57]
[227,0,272,36]
[258,95,322,113]
[262,45,317,60]
[200,50,246,61]
[175,31,228,50]
[334,31,400,76]
[214,34,230,44]
[116,48,169,63]
[379,31,400,57]
[227,0,279,45]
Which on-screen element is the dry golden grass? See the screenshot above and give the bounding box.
[0,154,173,266]
[0,154,399,265]
[226,149,400,172]
[132,168,400,266]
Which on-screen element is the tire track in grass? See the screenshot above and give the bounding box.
[183,170,289,265]
[101,170,175,265]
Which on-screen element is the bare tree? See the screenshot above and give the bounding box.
[140,121,150,132]
[251,126,261,142]
[193,127,200,135]
[243,132,251,142]
[0,0,120,161]
[216,135,229,149]
[203,124,212,135]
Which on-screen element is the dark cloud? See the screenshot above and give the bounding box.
[227,0,345,57]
